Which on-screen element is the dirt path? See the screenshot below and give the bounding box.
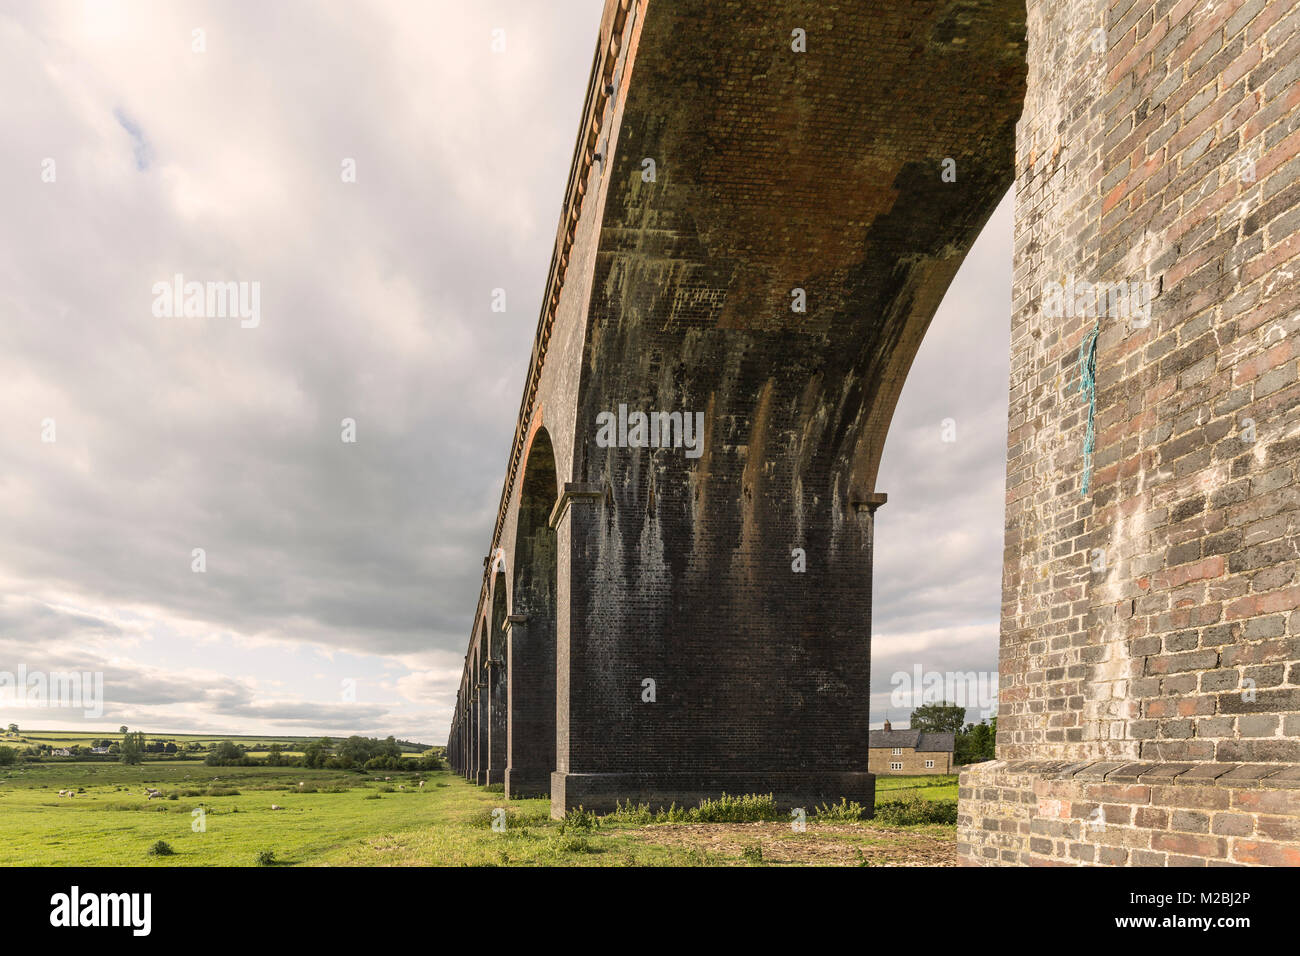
[632,821,957,866]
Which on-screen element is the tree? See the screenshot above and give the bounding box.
[119,731,145,765]
[909,701,966,735]
[6,723,18,735]
[119,725,129,734]
[205,740,246,766]
[301,742,326,769]
[955,717,997,765]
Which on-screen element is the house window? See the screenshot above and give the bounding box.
[892,747,901,755]
[890,762,902,771]
[925,760,935,769]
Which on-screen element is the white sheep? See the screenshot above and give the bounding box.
[271,804,283,810]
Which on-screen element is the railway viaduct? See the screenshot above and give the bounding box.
[448,0,1300,865]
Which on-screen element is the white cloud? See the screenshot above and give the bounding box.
[0,1,1010,742]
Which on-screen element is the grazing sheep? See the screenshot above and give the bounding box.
[270,804,283,810]
[419,780,425,788]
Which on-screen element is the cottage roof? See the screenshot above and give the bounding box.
[868,729,955,753]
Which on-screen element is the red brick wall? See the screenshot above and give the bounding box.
[962,0,1300,865]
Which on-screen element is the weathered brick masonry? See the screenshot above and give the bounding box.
[959,0,1300,865]
[454,0,1027,814]
[451,0,1300,864]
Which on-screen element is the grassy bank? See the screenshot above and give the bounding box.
[0,762,958,866]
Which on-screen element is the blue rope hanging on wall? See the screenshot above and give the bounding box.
[1078,320,1101,496]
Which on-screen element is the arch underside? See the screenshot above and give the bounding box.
[577,0,1027,503]
[547,0,1028,806]
[452,0,1030,809]
[507,428,559,798]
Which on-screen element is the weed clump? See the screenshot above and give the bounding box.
[601,793,781,826]
[872,792,958,826]
[813,797,869,822]
[558,806,598,834]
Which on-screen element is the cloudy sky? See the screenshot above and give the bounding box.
[0,0,1009,742]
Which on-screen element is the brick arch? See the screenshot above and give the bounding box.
[506,425,559,798]
[486,571,509,785]
[456,0,1300,863]
[549,0,1026,811]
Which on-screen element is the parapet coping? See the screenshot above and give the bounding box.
[966,759,1300,789]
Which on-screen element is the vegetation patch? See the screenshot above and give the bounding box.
[0,761,958,866]
[813,797,870,822]
[873,792,959,826]
[601,792,782,825]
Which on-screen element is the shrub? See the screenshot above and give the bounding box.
[147,840,174,856]
[740,843,764,864]
[256,849,277,866]
[599,794,778,826]
[558,806,598,834]
[603,800,655,826]
[873,792,958,826]
[813,797,869,822]
[691,792,779,823]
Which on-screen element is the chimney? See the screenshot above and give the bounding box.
[883,719,892,732]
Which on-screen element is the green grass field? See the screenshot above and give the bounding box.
[875,774,959,801]
[0,762,958,866]
[1,729,433,758]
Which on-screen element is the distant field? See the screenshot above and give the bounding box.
[1,730,433,755]
[876,774,959,802]
[0,764,958,866]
